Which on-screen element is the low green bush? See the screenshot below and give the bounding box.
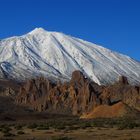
[52,136,72,140]
[27,123,38,129]
[3,132,15,137]
[17,131,25,135]
[1,127,12,133]
[15,125,23,130]
[37,124,49,130]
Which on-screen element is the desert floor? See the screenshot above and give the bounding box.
[0,114,140,140]
[0,126,140,140]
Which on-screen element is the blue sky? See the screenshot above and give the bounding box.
[0,0,140,61]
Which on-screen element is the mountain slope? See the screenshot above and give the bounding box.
[80,102,140,119]
[0,27,140,85]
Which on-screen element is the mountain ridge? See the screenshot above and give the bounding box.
[0,28,140,85]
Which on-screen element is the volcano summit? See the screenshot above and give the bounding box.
[0,28,140,85]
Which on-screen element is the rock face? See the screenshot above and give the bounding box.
[0,80,20,96]
[118,76,129,85]
[15,71,140,118]
[100,79,140,111]
[16,71,103,115]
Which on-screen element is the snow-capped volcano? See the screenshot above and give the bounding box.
[0,27,140,85]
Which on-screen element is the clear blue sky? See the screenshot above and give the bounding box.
[0,0,140,61]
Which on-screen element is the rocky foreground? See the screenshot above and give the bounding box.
[0,70,137,119]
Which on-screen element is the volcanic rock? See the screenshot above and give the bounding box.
[80,102,139,119]
[15,71,140,118]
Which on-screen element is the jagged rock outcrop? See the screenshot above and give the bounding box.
[100,77,140,111]
[0,80,20,96]
[15,71,140,118]
[118,76,129,85]
[16,71,103,115]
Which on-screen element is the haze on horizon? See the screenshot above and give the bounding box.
[0,0,140,61]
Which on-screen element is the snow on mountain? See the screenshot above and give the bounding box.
[0,27,140,85]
